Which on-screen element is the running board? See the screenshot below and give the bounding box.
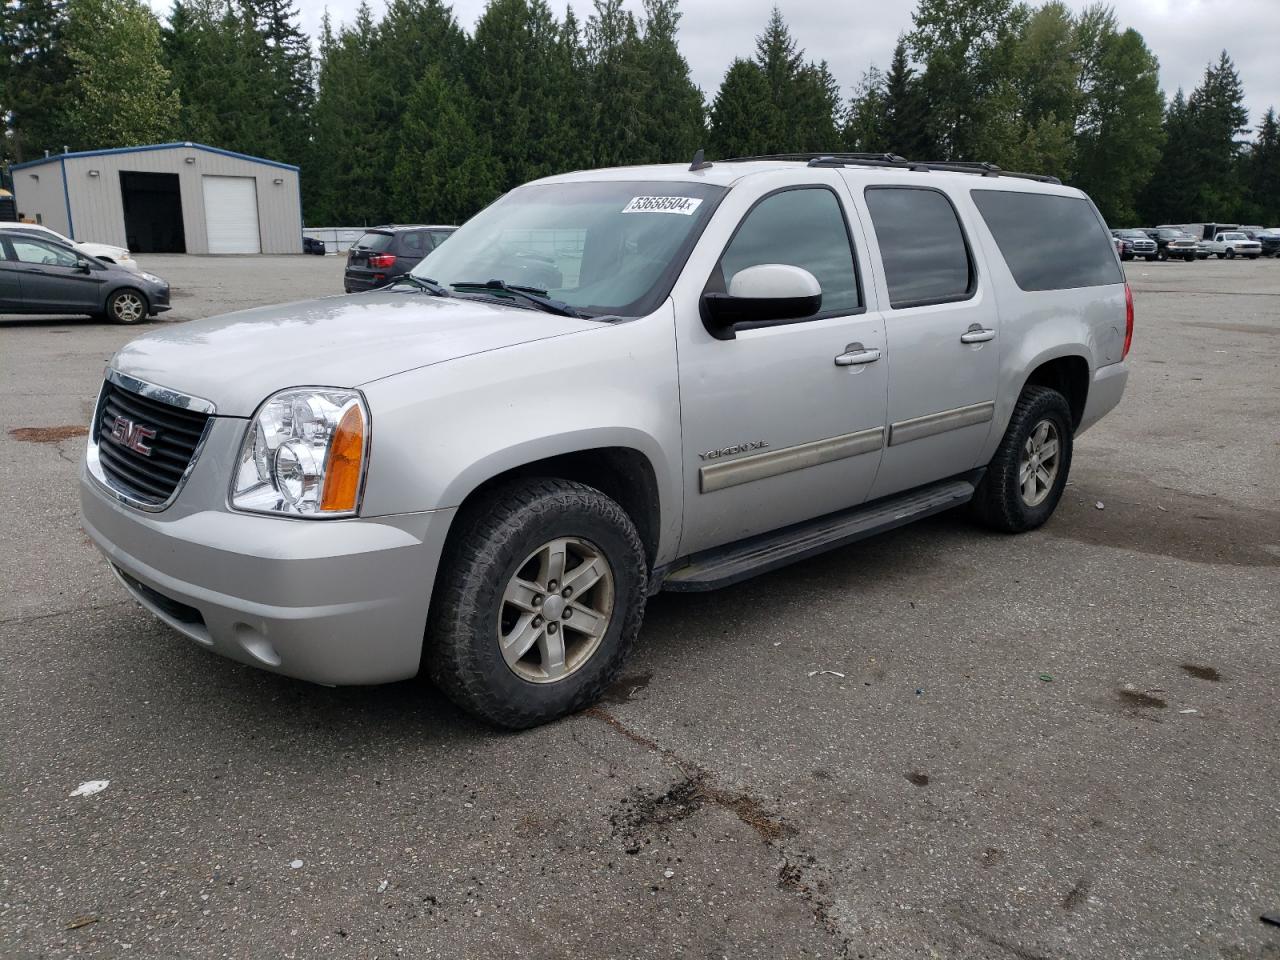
[661,477,977,592]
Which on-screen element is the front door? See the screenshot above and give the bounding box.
[850,183,999,500]
[673,172,888,556]
[5,236,105,313]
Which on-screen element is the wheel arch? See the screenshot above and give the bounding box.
[441,441,665,570]
[1021,354,1090,430]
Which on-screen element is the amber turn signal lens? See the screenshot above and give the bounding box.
[320,403,366,513]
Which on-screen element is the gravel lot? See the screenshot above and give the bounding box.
[2,254,1278,959]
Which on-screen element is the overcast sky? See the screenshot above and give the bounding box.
[164,0,1279,129]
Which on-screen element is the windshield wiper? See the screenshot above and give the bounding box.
[390,274,450,296]
[451,279,583,318]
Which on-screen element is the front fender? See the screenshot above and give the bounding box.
[357,304,684,562]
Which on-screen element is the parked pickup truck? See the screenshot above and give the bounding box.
[81,155,1131,728]
[1203,231,1262,259]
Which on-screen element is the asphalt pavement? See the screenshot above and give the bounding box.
[2,254,1278,959]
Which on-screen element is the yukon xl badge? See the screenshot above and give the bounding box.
[699,441,768,461]
[110,416,157,457]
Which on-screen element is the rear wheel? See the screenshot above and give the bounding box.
[106,288,148,324]
[970,385,1073,533]
[425,478,648,728]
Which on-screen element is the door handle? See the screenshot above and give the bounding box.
[960,325,996,344]
[834,343,882,366]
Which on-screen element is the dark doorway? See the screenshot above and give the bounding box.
[120,171,186,252]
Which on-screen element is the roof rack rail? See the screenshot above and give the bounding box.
[718,152,1062,185]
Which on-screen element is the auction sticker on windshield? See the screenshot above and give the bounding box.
[622,196,704,215]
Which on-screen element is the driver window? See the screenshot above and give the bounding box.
[11,238,79,268]
[717,188,861,315]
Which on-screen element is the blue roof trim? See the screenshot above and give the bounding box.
[9,142,300,173]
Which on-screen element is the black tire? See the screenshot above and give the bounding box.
[425,478,648,729]
[970,385,1074,533]
[1157,250,1167,262]
[1225,248,1235,259]
[105,287,149,324]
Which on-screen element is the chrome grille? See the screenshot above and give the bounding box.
[92,378,213,506]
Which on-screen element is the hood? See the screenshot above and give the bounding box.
[111,289,601,416]
[78,241,130,259]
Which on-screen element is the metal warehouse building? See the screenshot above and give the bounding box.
[9,142,302,255]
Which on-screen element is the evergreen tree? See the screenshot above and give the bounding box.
[1,0,77,161]
[1071,21,1163,223]
[393,66,501,223]
[63,0,179,147]
[1138,89,1194,224]
[881,39,933,159]
[585,0,647,167]
[307,3,385,224]
[1006,1,1079,178]
[844,66,887,153]
[1244,108,1280,225]
[708,8,842,157]
[471,0,584,186]
[245,0,315,164]
[1184,51,1250,218]
[708,58,774,158]
[635,0,706,162]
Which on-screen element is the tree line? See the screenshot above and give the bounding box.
[3,0,1277,229]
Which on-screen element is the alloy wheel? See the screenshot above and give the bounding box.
[113,292,144,322]
[497,537,615,683]
[1018,419,1060,507]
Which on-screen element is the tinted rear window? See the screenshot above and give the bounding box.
[971,190,1122,291]
[354,232,393,251]
[864,187,974,308]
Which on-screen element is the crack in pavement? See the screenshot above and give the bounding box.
[586,704,851,955]
[0,600,130,629]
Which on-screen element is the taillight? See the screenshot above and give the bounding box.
[368,253,396,269]
[1123,283,1134,359]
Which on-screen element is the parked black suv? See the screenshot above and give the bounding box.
[343,225,457,292]
[1111,229,1157,261]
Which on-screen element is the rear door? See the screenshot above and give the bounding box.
[850,181,999,500]
[5,236,105,312]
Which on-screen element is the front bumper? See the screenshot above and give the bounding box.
[80,418,455,685]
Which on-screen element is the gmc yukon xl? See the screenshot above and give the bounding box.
[81,155,1131,727]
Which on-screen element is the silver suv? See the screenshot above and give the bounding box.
[81,155,1131,727]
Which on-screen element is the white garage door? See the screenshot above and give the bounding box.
[202,176,261,254]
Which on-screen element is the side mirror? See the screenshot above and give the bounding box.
[702,264,822,339]
[75,258,91,273]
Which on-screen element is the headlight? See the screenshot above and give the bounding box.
[230,388,369,517]
[140,272,164,284]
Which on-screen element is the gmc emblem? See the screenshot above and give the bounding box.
[109,416,157,456]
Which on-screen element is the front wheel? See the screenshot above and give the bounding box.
[1225,248,1235,259]
[970,385,1073,533]
[105,288,148,324]
[425,478,648,728]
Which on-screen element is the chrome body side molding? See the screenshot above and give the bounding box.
[888,401,995,447]
[700,426,885,493]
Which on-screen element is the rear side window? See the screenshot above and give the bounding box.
[971,190,1123,291]
[430,230,454,247]
[864,187,974,308]
[718,187,861,315]
[354,232,393,251]
[400,231,425,253]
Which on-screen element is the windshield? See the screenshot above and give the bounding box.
[1222,232,1247,240]
[410,180,726,317]
[1118,230,1149,238]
